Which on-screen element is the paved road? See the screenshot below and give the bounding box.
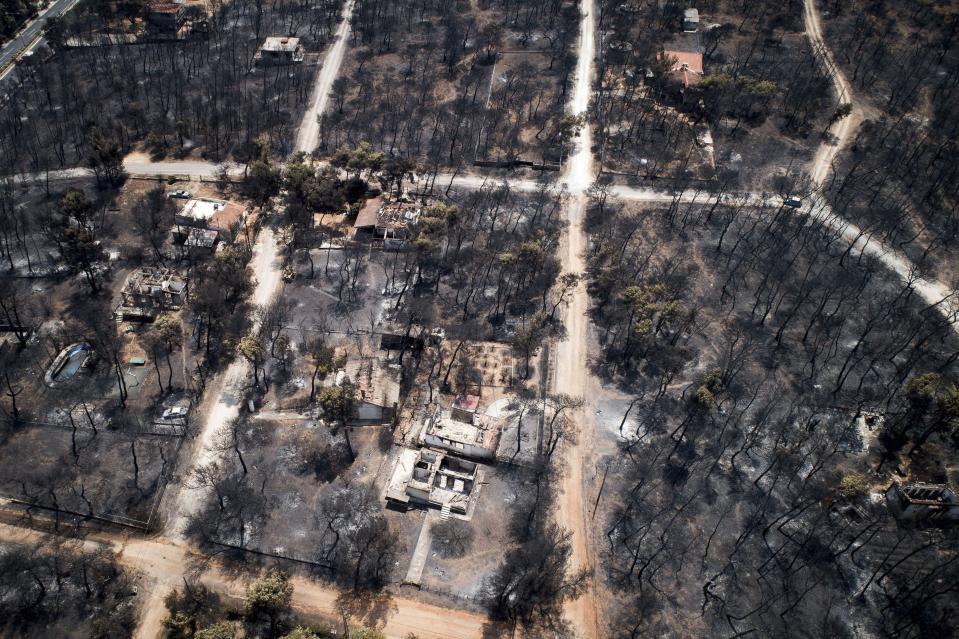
[0,0,79,84]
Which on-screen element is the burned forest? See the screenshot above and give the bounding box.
[0,0,956,638]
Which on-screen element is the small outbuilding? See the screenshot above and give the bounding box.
[683,8,700,32]
[147,0,185,33]
[451,395,480,423]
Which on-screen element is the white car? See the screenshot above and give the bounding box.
[167,189,192,199]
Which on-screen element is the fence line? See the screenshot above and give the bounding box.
[5,497,152,531]
[210,539,334,569]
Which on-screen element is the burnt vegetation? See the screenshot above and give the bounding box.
[0,0,37,42]
[822,0,959,279]
[0,0,345,175]
[586,189,959,637]
[322,0,579,173]
[2,0,959,636]
[594,0,833,187]
[0,183,195,528]
[0,540,137,639]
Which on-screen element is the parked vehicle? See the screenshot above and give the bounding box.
[783,196,802,208]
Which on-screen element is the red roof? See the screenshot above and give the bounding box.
[149,1,182,14]
[209,201,246,234]
[659,50,704,87]
[453,395,481,413]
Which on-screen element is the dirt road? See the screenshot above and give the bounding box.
[553,191,599,639]
[133,226,283,639]
[294,0,355,154]
[552,0,600,637]
[4,3,953,638]
[806,205,958,321]
[161,0,355,543]
[801,0,957,327]
[6,158,753,205]
[166,227,282,540]
[0,522,486,639]
[803,0,862,186]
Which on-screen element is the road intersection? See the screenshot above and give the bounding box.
[0,1,956,638]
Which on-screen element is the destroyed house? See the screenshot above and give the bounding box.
[174,198,246,243]
[147,0,185,32]
[255,37,305,64]
[181,227,218,251]
[886,483,959,523]
[379,325,426,351]
[339,358,401,423]
[117,268,187,321]
[420,396,504,461]
[386,448,477,514]
[353,200,422,249]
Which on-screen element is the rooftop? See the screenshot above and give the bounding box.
[180,197,231,221]
[386,448,419,503]
[425,406,504,453]
[149,1,183,14]
[262,37,302,53]
[178,198,246,234]
[660,50,704,87]
[354,199,422,230]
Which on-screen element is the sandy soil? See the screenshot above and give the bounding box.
[127,6,392,637]
[165,226,283,541]
[552,1,600,637]
[3,3,955,639]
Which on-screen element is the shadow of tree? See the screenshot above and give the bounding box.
[481,614,578,639]
[334,589,396,633]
